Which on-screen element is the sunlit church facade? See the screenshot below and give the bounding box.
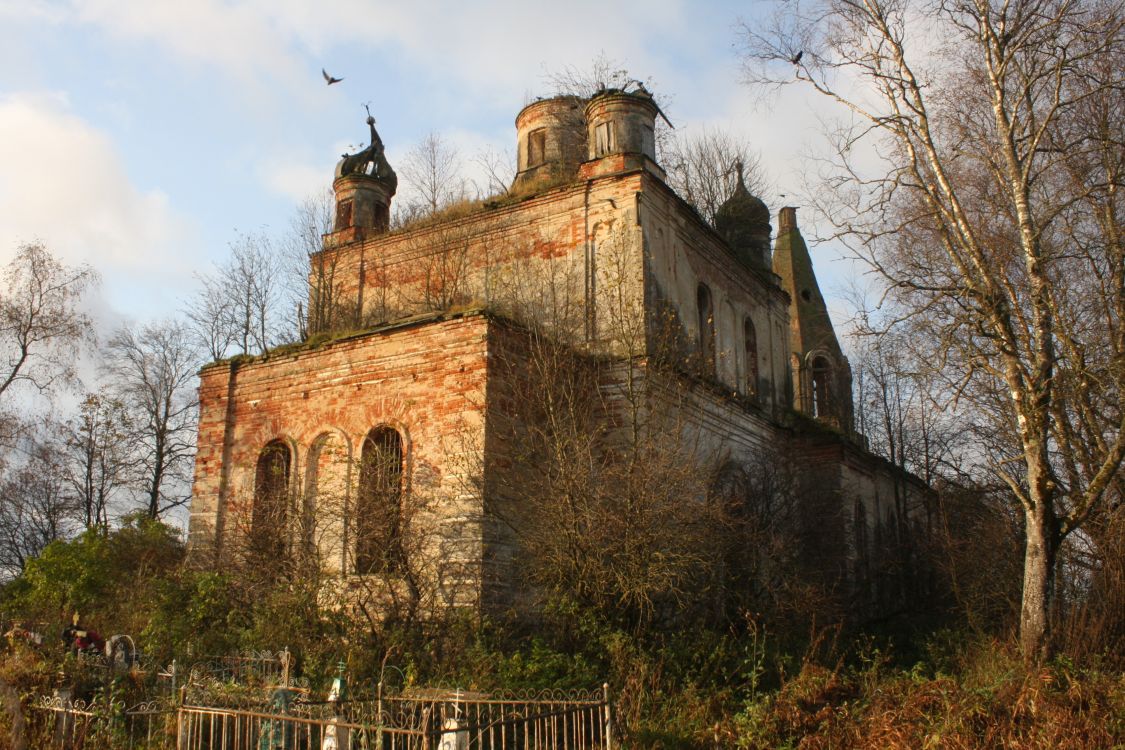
[187,88,929,617]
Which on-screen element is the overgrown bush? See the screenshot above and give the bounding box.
[1,512,1121,749]
[1,514,184,644]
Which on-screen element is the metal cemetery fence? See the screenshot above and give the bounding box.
[26,650,293,750]
[185,648,293,686]
[31,695,176,750]
[177,704,420,750]
[380,687,612,750]
[177,686,612,750]
[30,683,612,750]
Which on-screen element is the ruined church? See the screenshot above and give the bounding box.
[188,88,928,616]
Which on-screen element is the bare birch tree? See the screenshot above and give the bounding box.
[0,423,76,577]
[280,190,342,337]
[741,0,1125,661]
[395,132,471,224]
[473,144,517,197]
[186,233,285,358]
[62,391,130,530]
[103,320,200,519]
[0,242,96,402]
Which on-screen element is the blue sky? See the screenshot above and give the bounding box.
[0,0,859,327]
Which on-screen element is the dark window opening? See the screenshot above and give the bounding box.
[811,355,833,418]
[355,427,404,574]
[251,440,290,559]
[697,284,715,374]
[744,317,759,398]
[335,198,353,231]
[527,128,546,167]
[801,289,812,302]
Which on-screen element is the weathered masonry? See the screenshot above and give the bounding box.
[188,87,929,616]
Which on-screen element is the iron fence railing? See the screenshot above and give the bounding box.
[380,687,612,750]
[185,649,293,687]
[27,669,611,750]
[30,695,176,750]
[176,686,611,750]
[177,704,423,750]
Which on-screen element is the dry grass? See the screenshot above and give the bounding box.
[729,640,1125,750]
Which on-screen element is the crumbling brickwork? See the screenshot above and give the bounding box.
[189,87,930,618]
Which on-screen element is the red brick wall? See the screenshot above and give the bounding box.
[189,312,492,606]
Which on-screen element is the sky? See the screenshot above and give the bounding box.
[0,0,862,330]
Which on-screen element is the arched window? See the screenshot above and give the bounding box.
[697,283,715,374]
[811,355,833,418]
[355,427,404,574]
[744,317,759,398]
[251,440,291,558]
[305,432,350,571]
[709,463,754,621]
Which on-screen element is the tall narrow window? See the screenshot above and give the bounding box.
[334,198,353,231]
[697,284,715,374]
[594,121,615,156]
[251,440,290,558]
[305,432,349,571]
[709,464,752,620]
[527,128,546,167]
[744,317,759,398]
[355,427,404,574]
[811,356,833,418]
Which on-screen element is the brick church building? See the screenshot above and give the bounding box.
[188,88,928,617]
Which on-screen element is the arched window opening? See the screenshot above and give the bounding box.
[709,464,754,622]
[355,427,404,574]
[305,432,350,571]
[744,317,759,398]
[251,440,291,558]
[811,356,833,418]
[697,283,715,374]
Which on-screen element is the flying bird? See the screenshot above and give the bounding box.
[791,51,804,65]
[322,68,344,85]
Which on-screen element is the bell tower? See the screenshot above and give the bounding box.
[330,115,398,240]
[772,207,854,432]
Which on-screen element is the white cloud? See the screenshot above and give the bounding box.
[0,0,874,323]
[289,0,689,104]
[20,0,691,105]
[70,0,306,86]
[0,92,198,284]
[260,160,332,203]
[0,0,66,22]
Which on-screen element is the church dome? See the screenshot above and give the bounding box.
[714,164,771,269]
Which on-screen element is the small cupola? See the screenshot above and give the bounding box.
[580,87,665,179]
[511,96,586,194]
[714,163,771,270]
[331,115,398,239]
